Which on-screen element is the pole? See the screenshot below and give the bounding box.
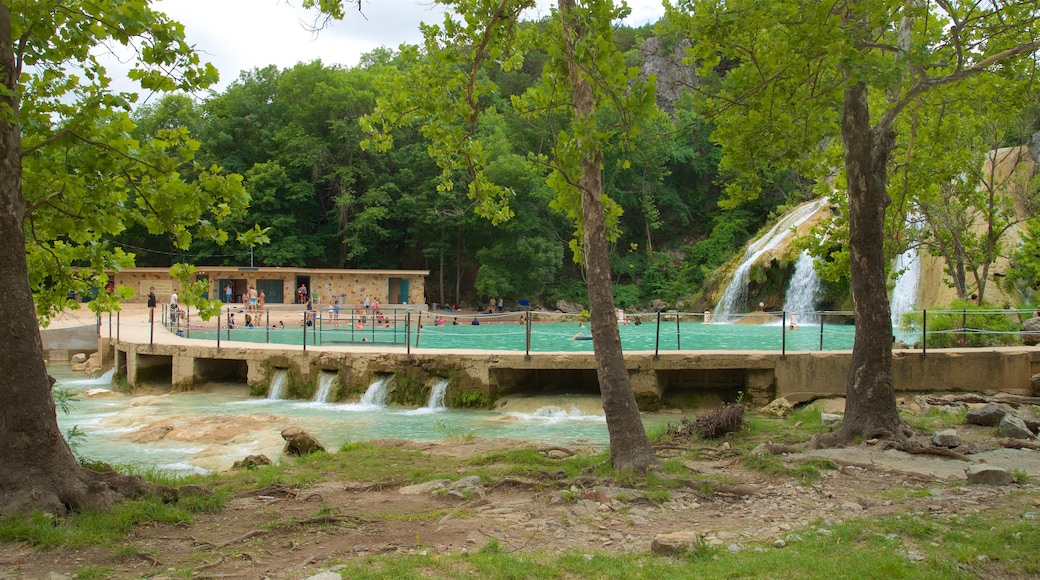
[302,310,307,352]
[781,311,787,358]
[922,309,927,357]
[149,307,154,346]
[407,312,412,356]
[819,312,824,351]
[216,311,221,350]
[108,312,112,339]
[415,312,422,347]
[186,309,190,339]
[654,310,661,358]
[525,310,532,359]
[675,311,681,351]
[116,311,120,342]
[266,311,270,343]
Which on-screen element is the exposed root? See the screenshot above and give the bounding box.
[196,554,228,571]
[489,477,546,490]
[681,479,757,497]
[235,483,298,500]
[999,438,1040,451]
[213,529,268,549]
[136,552,162,567]
[750,442,804,456]
[291,514,367,526]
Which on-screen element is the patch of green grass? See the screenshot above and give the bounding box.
[788,404,822,427]
[73,564,113,580]
[743,454,836,484]
[1013,469,1031,485]
[901,405,966,432]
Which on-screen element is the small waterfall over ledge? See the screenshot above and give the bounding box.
[359,377,391,407]
[715,197,829,322]
[267,369,288,400]
[783,250,823,324]
[891,246,921,327]
[313,371,337,403]
[402,379,449,415]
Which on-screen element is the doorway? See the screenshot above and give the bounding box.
[294,276,311,304]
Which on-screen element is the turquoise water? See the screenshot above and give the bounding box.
[190,319,861,352]
[50,363,674,476]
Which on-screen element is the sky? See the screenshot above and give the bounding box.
[149,0,667,94]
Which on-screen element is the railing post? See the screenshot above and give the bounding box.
[654,310,661,359]
[116,311,120,342]
[922,309,927,357]
[266,311,270,343]
[525,310,531,359]
[819,312,824,351]
[675,311,681,351]
[186,309,190,339]
[415,312,422,347]
[407,311,412,356]
[108,312,112,339]
[149,307,154,346]
[302,311,307,352]
[216,311,221,350]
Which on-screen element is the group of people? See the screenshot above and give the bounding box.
[223,283,265,312]
[485,298,504,314]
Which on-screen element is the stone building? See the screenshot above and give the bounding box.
[111,267,429,308]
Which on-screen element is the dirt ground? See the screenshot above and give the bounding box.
[2,428,1039,580]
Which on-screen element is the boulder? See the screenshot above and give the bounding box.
[966,464,1014,486]
[998,414,1037,440]
[82,388,117,398]
[555,299,584,314]
[650,530,701,556]
[232,454,272,470]
[399,479,451,495]
[820,413,843,427]
[761,397,794,418]
[965,403,1008,427]
[449,475,485,498]
[651,299,669,312]
[1031,373,1040,396]
[1022,316,1040,346]
[281,426,326,456]
[71,352,88,364]
[932,429,962,448]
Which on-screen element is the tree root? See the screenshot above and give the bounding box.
[999,438,1040,451]
[683,479,757,496]
[917,393,1040,408]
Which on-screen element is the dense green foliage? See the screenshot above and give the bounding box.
[116,22,777,310]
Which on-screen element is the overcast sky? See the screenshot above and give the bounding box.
[150,0,667,94]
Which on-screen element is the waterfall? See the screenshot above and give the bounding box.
[425,379,448,411]
[890,246,921,327]
[715,197,829,322]
[313,371,337,403]
[782,250,823,325]
[267,368,288,400]
[359,377,391,407]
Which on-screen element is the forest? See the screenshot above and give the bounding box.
[116,17,1039,314]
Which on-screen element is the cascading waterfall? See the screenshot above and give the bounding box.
[425,379,448,411]
[890,246,921,327]
[782,250,823,325]
[359,377,391,407]
[267,368,288,400]
[714,197,829,322]
[313,371,337,403]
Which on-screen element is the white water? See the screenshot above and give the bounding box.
[61,368,116,387]
[783,250,823,325]
[891,245,921,327]
[313,371,337,403]
[359,377,391,407]
[715,197,829,322]
[400,378,449,415]
[267,368,287,400]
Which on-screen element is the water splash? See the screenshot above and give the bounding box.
[313,371,337,403]
[782,250,823,325]
[715,197,829,322]
[426,379,448,410]
[267,368,288,400]
[359,377,391,407]
[891,246,921,327]
[505,405,606,424]
[59,367,116,387]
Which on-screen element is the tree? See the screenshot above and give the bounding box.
[670,0,1040,444]
[1,2,244,515]
[348,0,660,470]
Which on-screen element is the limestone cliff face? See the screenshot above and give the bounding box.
[703,144,1038,316]
[639,37,697,115]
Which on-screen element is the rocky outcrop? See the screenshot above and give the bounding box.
[639,38,698,114]
[281,426,326,456]
[1022,317,1040,346]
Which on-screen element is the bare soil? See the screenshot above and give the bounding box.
[2,430,1039,579]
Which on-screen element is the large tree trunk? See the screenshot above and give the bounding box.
[0,7,175,516]
[559,0,657,471]
[820,80,911,445]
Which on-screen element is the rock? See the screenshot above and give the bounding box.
[773,539,787,549]
[232,454,272,470]
[1031,373,1040,396]
[547,449,569,459]
[965,403,1007,427]
[82,388,117,398]
[449,476,485,498]
[651,299,669,312]
[998,414,1036,440]
[1022,316,1040,346]
[650,530,701,556]
[555,299,584,314]
[966,464,1014,486]
[932,429,962,448]
[727,543,744,553]
[399,479,451,495]
[304,573,344,580]
[281,426,326,456]
[820,413,843,426]
[762,398,794,418]
[70,352,88,364]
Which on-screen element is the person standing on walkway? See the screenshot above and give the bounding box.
[224,283,233,304]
